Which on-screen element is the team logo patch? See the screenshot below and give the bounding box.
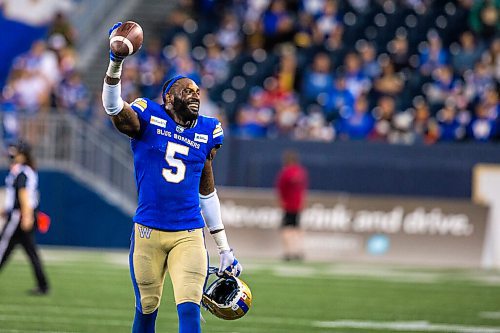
[213,123,223,138]
[138,226,152,239]
[131,98,147,112]
[194,133,208,143]
[150,116,167,128]
[176,125,185,133]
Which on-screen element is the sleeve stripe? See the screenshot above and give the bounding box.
[213,131,223,138]
[131,98,147,112]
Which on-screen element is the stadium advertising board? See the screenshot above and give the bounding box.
[212,188,488,267]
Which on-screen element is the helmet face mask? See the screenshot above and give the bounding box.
[202,273,252,320]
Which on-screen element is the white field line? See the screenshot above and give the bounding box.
[481,312,500,319]
[314,320,500,333]
[1,308,498,333]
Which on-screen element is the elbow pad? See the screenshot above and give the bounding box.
[200,189,230,252]
[102,81,124,115]
[200,189,223,232]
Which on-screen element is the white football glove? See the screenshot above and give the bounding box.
[218,250,242,277]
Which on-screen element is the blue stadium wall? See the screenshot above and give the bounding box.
[215,139,500,198]
[0,170,132,248]
[2,139,500,248]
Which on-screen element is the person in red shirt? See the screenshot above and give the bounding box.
[275,150,308,261]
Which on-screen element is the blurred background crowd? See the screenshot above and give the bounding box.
[1,0,499,144]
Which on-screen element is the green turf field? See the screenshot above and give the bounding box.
[0,248,499,333]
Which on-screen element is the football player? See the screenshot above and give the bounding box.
[101,23,242,333]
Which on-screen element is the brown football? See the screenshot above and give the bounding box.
[109,21,143,57]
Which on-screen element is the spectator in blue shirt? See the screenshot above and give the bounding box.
[436,104,465,142]
[234,88,274,138]
[301,52,334,106]
[261,0,294,49]
[419,31,448,76]
[336,94,374,140]
[464,61,495,101]
[360,41,381,80]
[324,74,355,122]
[482,86,500,120]
[313,0,342,47]
[425,65,458,110]
[344,52,371,98]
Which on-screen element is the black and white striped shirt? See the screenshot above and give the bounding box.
[4,164,39,213]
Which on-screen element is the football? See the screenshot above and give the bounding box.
[109,21,143,57]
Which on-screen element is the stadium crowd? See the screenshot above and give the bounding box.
[1,0,499,144]
[0,0,84,140]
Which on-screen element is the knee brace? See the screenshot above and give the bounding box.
[141,295,161,314]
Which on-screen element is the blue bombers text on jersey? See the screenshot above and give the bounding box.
[130,98,224,231]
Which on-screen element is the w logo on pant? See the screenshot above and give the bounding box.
[138,226,152,239]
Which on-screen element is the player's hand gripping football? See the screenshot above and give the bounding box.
[218,249,243,277]
[108,22,124,62]
[108,21,143,62]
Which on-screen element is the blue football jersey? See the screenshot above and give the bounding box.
[129,98,224,231]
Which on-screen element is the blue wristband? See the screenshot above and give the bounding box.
[109,50,124,62]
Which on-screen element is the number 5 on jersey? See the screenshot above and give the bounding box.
[162,142,189,183]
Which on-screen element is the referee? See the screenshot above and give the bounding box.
[0,141,49,295]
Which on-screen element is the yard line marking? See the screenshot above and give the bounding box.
[313,320,500,333]
[481,312,500,319]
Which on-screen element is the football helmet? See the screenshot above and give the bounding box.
[202,267,252,320]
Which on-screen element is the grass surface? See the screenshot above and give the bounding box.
[0,248,499,332]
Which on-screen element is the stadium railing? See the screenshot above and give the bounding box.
[0,111,137,215]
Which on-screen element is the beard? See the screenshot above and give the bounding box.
[173,96,198,122]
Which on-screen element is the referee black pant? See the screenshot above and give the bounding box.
[0,211,49,292]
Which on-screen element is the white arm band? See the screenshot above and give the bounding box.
[200,189,230,252]
[106,59,123,78]
[102,81,124,116]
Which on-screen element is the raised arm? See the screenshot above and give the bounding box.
[199,148,243,277]
[101,23,141,138]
